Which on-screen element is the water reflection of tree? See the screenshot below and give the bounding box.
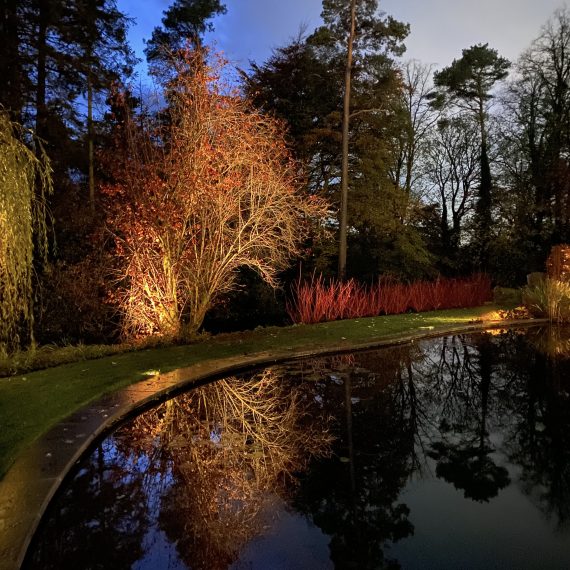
[422,334,511,501]
[345,335,512,504]
[124,369,333,570]
[25,440,151,570]
[415,328,570,522]
[500,327,570,528]
[27,370,333,570]
[272,331,570,566]
[27,329,570,568]
[289,347,418,569]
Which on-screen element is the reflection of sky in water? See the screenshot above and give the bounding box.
[103,437,181,569]
[133,529,182,570]
[393,474,570,570]
[230,499,333,570]
[25,327,570,569]
[386,329,570,568]
[210,424,223,445]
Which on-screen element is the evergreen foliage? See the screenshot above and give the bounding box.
[145,0,226,74]
[0,0,134,201]
[246,1,431,280]
[433,43,511,268]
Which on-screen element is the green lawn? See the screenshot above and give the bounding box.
[0,305,511,478]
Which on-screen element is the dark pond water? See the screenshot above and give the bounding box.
[25,327,570,569]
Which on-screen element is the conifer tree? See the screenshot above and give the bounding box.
[145,0,226,76]
[434,44,510,267]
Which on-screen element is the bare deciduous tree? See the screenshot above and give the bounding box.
[103,49,328,339]
[394,59,439,198]
[425,117,479,262]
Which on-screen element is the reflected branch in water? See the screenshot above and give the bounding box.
[124,369,334,569]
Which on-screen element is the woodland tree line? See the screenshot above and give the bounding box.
[2,0,570,348]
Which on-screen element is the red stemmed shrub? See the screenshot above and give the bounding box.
[287,274,492,324]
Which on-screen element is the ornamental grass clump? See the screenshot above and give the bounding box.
[522,278,570,322]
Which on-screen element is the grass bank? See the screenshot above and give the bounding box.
[0,304,514,478]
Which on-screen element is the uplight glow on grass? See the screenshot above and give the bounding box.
[0,303,520,478]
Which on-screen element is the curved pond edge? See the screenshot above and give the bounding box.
[0,318,548,570]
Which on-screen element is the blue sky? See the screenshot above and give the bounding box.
[117,0,566,77]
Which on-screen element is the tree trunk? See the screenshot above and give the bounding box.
[476,98,492,268]
[404,142,414,195]
[338,0,356,280]
[35,0,48,146]
[88,63,95,214]
[0,0,23,122]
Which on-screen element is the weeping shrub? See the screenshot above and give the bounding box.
[0,112,53,354]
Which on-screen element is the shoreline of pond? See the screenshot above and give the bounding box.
[0,317,548,570]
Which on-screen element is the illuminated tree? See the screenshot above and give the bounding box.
[103,49,328,339]
[0,112,53,354]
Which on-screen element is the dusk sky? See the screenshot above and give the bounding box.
[117,0,566,76]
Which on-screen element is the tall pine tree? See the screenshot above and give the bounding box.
[433,44,510,268]
[145,0,226,77]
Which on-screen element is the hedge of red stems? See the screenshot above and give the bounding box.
[286,273,492,325]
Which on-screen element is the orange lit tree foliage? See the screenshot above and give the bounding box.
[102,48,327,339]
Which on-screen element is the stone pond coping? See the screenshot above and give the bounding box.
[0,318,548,570]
